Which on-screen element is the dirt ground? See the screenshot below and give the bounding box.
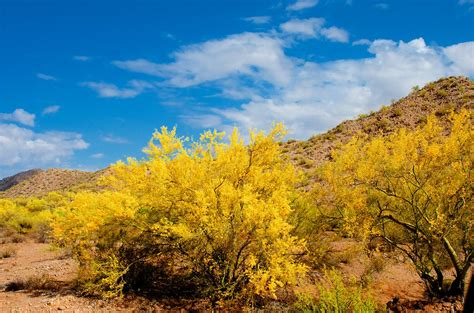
[0,236,465,312]
[0,239,168,312]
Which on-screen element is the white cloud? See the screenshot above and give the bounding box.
[42,105,61,115]
[113,31,474,139]
[443,42,474,76]
[73,55,91,61]
[280,18,325,37]
[113,59,163,76]
[0,123,88,167]
[459,0,474,4]
[0,109,36,127]
[215,38,469,138]
[242,16,271,25]
[114,33,294,88]
[287,0,318,11]
[36,73,56,81]
[320,26,349,43]
[101,134,129,144]
[81,80,153,98]
[353,38,372,46]
[280,18,349,42]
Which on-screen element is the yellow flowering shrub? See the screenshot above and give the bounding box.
[0,192,66,237]
[313,110,473,296]
[52,124,307,299]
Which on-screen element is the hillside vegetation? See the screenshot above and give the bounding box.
[283,76,473,169]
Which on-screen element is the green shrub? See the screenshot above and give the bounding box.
[436,89,448,98]
[295,269,378,313]
[391,108,403,117]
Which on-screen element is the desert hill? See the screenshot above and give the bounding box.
[1,76,472,198]
[0,169,42,192]
[283,76,474,169]
[0,168,106,198]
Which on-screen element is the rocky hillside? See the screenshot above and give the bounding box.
[1,76,472,198]
[0,169,42,192]
[283,76,474,169]
[0,168,105,198]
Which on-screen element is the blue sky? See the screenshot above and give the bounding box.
[0,0,473,178]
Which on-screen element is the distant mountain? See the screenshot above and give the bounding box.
[283,76,473,169]
[0,168,106,198]
[0,169,43,192]
[1,76,472,198]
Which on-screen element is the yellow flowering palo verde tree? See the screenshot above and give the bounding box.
[0,192,67,237]
[313,110,473,296]
[53,124,307,300]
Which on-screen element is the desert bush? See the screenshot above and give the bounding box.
[0,193,65,239]
[436,89,448,98]
[435,103,455,116]
[377,118,390,131]
[0,199,33,234]
[5,274,61,292]
[294,269,378,312]
[312,110,473,297]
[52,124,307,300]
[0,246,16,258]
[391,108,403,117]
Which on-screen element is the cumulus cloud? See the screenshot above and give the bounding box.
[0,123,88,168]
[243,16,271,25]
[320,26,349,43]
[36,73,56,81]
[42,105,61,115]
[81,80,154,98]
[280,18,349,42]
[114,33,294,88]
[443,42,474,76]
[287,0,318,11]
[280,18,325,37]
[113,30,474,139]
[0,109,36,127]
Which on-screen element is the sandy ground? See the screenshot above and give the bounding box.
[0,240,166,312]
[0,236,464,312]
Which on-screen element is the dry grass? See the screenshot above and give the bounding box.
[5,274,64,292]
[0,246,17,259]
